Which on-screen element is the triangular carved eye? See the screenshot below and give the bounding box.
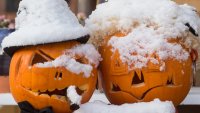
[31,50,54,65]
[31,53,48,65]
[132,71,144,85]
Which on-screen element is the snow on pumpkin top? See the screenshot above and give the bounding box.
[36,44,102,78]
[86,0,200,70]
[1,0,89,49]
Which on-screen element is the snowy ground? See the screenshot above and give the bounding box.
[75,99,175,113]
[73,90,175,113]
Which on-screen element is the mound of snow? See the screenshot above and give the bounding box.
[67,86,82,105]
[37,44,101,78]
[74,99,175,113]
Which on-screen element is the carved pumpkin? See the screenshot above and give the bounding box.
[100,32,193,106]
[9,41,97,113]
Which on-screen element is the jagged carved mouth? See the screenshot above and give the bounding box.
[23,84,88,102]
[110,71,181,100]
[111,83,162,100]
[21,85,88,111]
[38,86,85,97]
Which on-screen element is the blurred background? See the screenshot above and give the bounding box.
[0,0,200,113]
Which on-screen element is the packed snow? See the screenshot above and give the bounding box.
[37,55,93,77]
[66,44,102,68]
[1,0,89,49]
[36,44,101,78]
[74,99,175,113]
[67,86,82,105]
[86,0,200,70]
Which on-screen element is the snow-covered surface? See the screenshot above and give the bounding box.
[89,90,110,104]
[0,93,17,105]
[74,99,175,113]
[37,44,101,78]
[67,86,82,105]
[86,0,200,70]
[66,44,102,68]
[37,55,93,77]
[1,0,89,49]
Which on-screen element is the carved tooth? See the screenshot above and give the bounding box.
[56,95,62,99]
[28,90,39,96]
[48,88,55,92]
[60,96,67,102]
[79,84,88,91]
[40,89,47,93]
[40,94,50,98]
[32,89,39,92]
[58,87,65,90]
[51,95,59,99]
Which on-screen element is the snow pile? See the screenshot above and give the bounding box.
[0,48,2,55]
[37,55,93,77]
[86,0,200,70]
[37,44,101,77]
[66,44,102,68]
[67,86,82,105]
[1,0,89,49]
[89,90,110,104]
[108,29,189,70]
[74,99,175,113]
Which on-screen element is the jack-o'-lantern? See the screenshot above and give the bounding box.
[1,0,101,112]
[100,32,193,106]
[9,41,98,113]
[86,0,200,107]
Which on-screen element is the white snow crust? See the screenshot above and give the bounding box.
[1,0,89,49]
[67,86,82,105]
[86,0,200,70]
[66,44,102,68]
[74,99,175,113]
[36,44,101,78]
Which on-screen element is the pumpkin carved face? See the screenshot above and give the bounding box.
[100,33,193,106]
[10,41,97,113]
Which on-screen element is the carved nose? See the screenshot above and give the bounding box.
[167,75,174,86]
[54,72,63,80]
[132,71,144,85]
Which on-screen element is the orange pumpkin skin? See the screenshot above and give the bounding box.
[10,41,97,113]
[100,32,192,106]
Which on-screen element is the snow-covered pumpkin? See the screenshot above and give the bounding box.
[86,0,200,106]
[9,42,99,113]
[1,0,102,113]
[100,32,193,106]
